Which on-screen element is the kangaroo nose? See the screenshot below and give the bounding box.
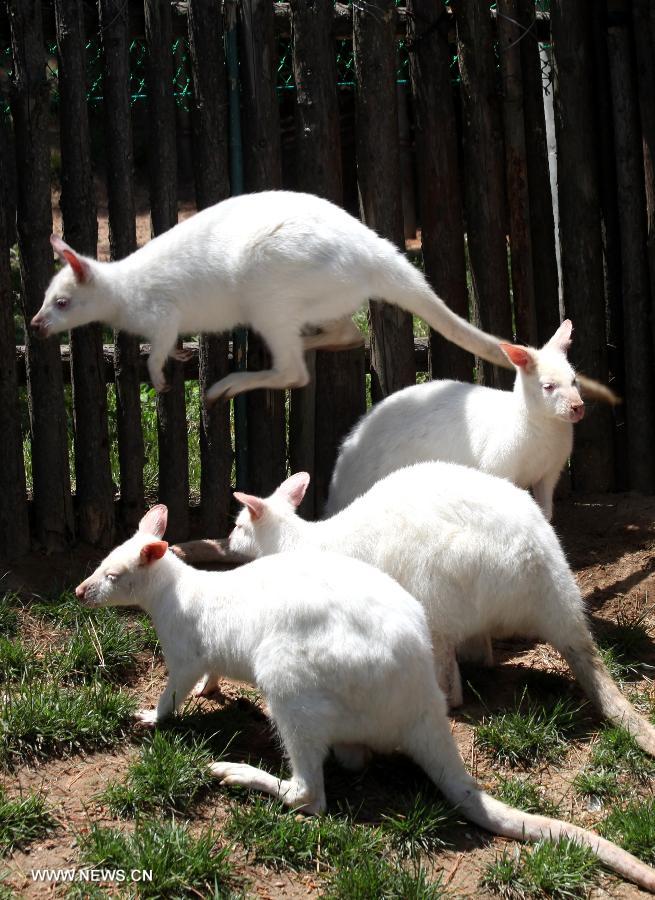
[571,401,585,421]
[75,583,86,600]
[30,315,45,336]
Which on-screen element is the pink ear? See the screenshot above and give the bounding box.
[50,234,91,284]
[140,541,169,565]
[499,342,536,372]
[547,319,573,354]
[233,491,265,520]
[138,504,168,538]
[276,472,310,508]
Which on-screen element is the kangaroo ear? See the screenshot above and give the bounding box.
[140,541,169,565]
[138,504,168,538]
[547,319,573,354]
[50,234,92,284]
[499,342,537,373]
[276,472,310,508]
[233,492,265,520]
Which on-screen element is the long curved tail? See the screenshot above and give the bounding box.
[560,636,655,756]
[406,714,655,892]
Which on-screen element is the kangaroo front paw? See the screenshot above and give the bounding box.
[134,708,159,727]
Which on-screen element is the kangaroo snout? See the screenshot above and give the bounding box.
[570,400,585,423]
[30,314,49,338]
[75,582,87,600]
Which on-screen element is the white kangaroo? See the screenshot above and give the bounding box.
[75,504,655,893]
[178,464,655,761]
[33,191,611,403]
[327,320,584,522]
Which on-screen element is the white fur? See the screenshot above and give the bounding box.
[326,321,584,522]
[225,464,655,758]
[75,506,655,892]
[34,191,513,399]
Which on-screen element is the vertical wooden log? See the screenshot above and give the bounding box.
[497,0,537,346]
[517,0,560,345]
[353,0,415,401]
[0,101,29,558]
[238,0,287,496]
[607,17,655,492]
[144,0,188,540]
[99,0,145,534]
[9,0,74,551]
[55,0,114,547]
[551,0,614,491]
[453,0,513,388]
[187,0,233,537]
[407,0,471,383]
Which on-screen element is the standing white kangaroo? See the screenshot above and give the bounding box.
[327,320,584,522]
[199,464,655,760]
[75,505,655,893]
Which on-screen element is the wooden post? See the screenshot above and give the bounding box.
[497,0,537,346]
[517,0,560,345]
[551,0,614,491]
[187,0,233,537]
[407,0,471,383]
[99,0,145,534]
[607,16,655,492]
[353,0,415,401]
[453,0,513,388]
[144,0,188,541]
[238,0,287,497]
[0,100,29,558]
[9,0,74,551]
[55,0,114,547]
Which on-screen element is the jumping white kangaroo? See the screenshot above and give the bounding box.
[76,504,655,892]
[33,191,613,403]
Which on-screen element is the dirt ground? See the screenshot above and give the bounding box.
[2,491,655,898]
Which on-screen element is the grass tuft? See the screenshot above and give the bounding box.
[0,594,19,636]
[0,637,34,682]
[53,615,147,683]
[600,799,655,864]
[381,793,457,858]
[482,838,599,898]
[493,776,560,817]
[589,726,655,779]
[100,731,214,816]
[572,768,620,801]
[324,857,445,899]
[0,786,55,856]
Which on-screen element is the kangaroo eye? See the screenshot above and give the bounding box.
[56,297,69,309]
[542,383,555,392]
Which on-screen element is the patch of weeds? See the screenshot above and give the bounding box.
[31,590,94,626]
[53,615,146,683]
[475,693,581,766]
[100,731,214,816]
[225,796,382,871]
[0,680,136,768]
[493,776,560,817]
[324,857,446,899]
[482,838,599,898]
[573,768,620,801]
[0,786,55,855]
[600,799,655,864]
[78,819,238,899]
[381,793,457,858]
[597,605,654,681]
[0,637,34,682]
[589,726,655,780]
[0,593,19,635]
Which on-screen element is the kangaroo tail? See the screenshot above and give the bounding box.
[406,714,655,892]
[560,635,655,756]
[171,538,252,566]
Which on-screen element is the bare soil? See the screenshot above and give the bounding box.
[2,492,655,898]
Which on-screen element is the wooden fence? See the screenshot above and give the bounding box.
[1,0,654,557]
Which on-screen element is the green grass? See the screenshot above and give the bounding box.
[0,637,33,682]
[573,768,620,801]
[0,594,19,636]
[588,726,655,779]
[482,838,599,898]
[324,857,445,899]
[78,819,238,899]
[381,793,457,858]
[597,604,654,681]
[475,693,581,766]
[493,776,560,817]
[53,615,148,683]
[0,786,55,855]
[600,799,655,864]
[0,679,136,768]
[100,731,214,816]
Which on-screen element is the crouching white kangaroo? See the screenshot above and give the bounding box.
[34,191,612,403]
[177,464,655,759]
[327,320,585,522]
[76,504,655,892]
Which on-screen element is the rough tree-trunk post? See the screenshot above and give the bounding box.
[145,0,189,541]
[551,0,615,491]
[238,0,287,497]
[99,0,145,534]
[55,0,114,547]
[9,0,74,551]
[0,98,29,558]
[408,0,472,383]
[353,0,415,401]
[187,0,233,537]
[453,0,513,388]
